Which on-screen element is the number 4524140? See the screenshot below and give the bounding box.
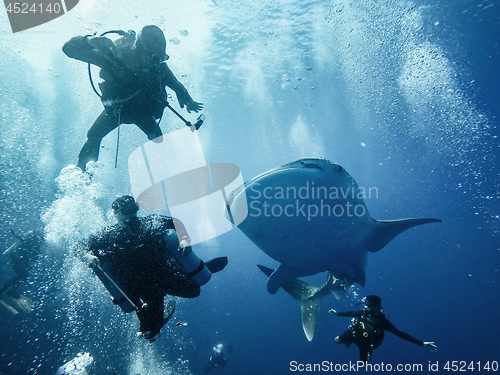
[5,2,63,14]
[444,361,499,372]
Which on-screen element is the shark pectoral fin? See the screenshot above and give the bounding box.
[258,264,318,300]
[257,264,274,278]
[366,218,442,253]
[266,264,302,295]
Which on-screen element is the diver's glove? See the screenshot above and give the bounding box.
[180,99,203,113]
[87,36,118,58]
[83,253,100,268]
[423,342,438,353]
[179,239,193,256]
[328,309,339,316]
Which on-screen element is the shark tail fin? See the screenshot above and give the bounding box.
[299,294,322,342]
[366,218,442,253]
[258,265,343,341]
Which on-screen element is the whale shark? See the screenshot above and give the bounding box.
[226,158,441,340]
[226,158,441,294]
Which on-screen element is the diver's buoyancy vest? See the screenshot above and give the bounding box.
[350,312,384,344]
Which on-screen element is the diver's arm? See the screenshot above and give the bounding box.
[383,319,424,346]
[329,309,360,317]
[73,236,101,268]
[80,243,100,268]
[162,66,203,113]
[386,320,438,352]
[171,217,192,255]
[172,217,191,243]
[63,35,120,70]
[423,342,438,353]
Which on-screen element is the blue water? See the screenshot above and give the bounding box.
[0,0,498,374]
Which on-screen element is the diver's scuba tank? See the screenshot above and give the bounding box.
[164,229,212,286]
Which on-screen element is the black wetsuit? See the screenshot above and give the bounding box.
[85,215,199,336]
[204,349,229,373]
[62,34,195,169]
[336,310,424,361]
[0,232,43,297]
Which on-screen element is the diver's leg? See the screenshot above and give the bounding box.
[136,296,165,340]
[0,277,21,296]
[163,273,200,298]
[135,116,163,143]
[204,363,215,373]
[358,345,372,361]
[367,348,373,361]
[335,330,353,348]
[77,110,120,170]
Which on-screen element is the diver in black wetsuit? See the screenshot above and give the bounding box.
[81,195,227,341]
[0,229,44,314]
[204,343,232,373]
[1,230,44,297]
[329,295,437,361]
[63,25,203,170]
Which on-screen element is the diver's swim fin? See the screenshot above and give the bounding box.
[0,294,32,315]
[205,257,228,273]
[12,294,32,312]
[0,298,19,315]
[163,299,176,324]
[144,300,177,342]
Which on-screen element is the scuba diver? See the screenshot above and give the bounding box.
[204,343,232,373]
[329,295,437,361]
[0,229,44,314]
[80,195,227,341]
[54,352,93,375]
[62,25,203,171]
